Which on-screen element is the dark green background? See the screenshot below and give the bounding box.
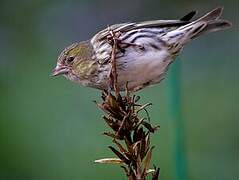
[0,0,238,179]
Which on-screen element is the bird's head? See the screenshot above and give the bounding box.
[51,41,94,80]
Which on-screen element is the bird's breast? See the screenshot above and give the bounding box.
[117,49,172,91]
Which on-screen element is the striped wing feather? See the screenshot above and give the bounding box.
[91,10,196,43]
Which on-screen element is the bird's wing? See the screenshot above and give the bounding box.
[91,10,196,43]
[90,11,197,62]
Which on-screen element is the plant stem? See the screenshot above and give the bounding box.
[94,27,160,180]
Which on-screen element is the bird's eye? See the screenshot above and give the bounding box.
[66,56,74,64]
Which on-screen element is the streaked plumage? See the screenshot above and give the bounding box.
[52,7,231,91]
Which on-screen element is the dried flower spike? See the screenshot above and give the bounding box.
[95,27,160,180]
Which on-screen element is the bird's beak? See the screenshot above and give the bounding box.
[51,66,69,76]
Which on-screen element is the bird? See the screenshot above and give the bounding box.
[52,7,231,91]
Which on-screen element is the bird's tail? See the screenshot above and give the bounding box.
[165,7,231,50]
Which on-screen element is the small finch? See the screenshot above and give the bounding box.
[52,7,231,91]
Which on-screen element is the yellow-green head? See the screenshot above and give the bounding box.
[51,41,96,80]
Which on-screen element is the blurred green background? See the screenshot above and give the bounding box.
[0,0,238,179]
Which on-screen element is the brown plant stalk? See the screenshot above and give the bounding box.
[94,27,160,180]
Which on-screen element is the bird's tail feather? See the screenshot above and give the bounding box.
[190,7,223,24]
[181,7,231,39]
[193,19,231,38]
[165,7,231,47]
